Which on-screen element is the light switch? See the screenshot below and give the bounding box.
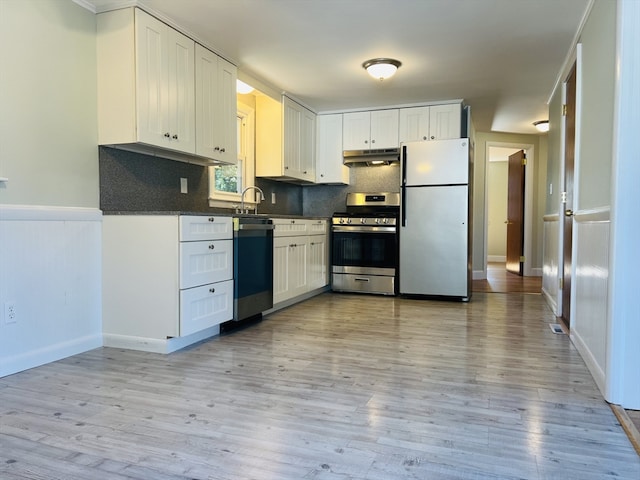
[180,177,188,194]
[271,192,276,204]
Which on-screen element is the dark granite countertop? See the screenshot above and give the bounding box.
[102,210,329,220]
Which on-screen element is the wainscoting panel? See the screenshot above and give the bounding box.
[571,209,610,393]
[542,215,559,314]
[0,205,103,377]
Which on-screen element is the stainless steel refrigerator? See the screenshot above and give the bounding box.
[399,138,471,300]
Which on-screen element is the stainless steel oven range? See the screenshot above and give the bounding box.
[331,192,399,295]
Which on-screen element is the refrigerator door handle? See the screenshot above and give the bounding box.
[401,145,407,186]
[401,187,407,227]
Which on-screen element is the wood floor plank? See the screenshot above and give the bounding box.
[1,292,638,479]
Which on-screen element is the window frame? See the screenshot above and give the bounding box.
[208,101,255,207]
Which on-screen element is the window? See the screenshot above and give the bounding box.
[209,102,255,206]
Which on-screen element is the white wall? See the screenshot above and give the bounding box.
[0,1,102,377]
[0,0,99,207]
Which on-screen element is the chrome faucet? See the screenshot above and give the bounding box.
[240,186,265,214]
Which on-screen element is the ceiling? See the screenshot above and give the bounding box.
[83,0,590,134]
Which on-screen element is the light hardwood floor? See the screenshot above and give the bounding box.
[1,292,638,479]
[472,262,542,294]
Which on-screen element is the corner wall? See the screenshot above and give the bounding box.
[0,1,102,377]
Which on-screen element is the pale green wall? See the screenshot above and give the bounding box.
[0,0,98,207]
[487,161,507,257]
[577,0,616,210]
[473,132,546,272]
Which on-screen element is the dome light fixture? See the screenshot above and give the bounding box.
[533,120,549,132]
[362,58,402,81]
[236,79,254,94]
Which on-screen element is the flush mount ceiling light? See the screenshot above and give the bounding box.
[362,58,402,81]
[533,120,549,132]
[236,79,254,94]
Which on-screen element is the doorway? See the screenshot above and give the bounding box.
[484,142,535,279]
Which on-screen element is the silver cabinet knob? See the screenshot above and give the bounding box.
[172,134,178,140]
[209,287,215,293]
[209,244,215,250]
[164,132,170,138]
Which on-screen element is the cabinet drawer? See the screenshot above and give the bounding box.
[180,239,232,289]
[273,218,308,237]
[308,219,328,235]
[180,216,232,241]
[180,279,233,336]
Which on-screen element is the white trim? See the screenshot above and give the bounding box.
[103,326,220,354]
[318,99,464,116]
[487,255,506,263]
[548,0,595,104]
[0,334,103,379]
[531,267,542,277]
[605,0,640,409]
[573,207,610,223]
[472,270,486,280]
[483,142,535,279]
[571,328,606,394]
[542,286,558,313]
[0,205,102,222]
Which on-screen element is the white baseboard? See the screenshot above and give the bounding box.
[487,255,506,262]
[541,287,558,315]
[473,270,486,280]
[571,328,606,397]
[103,326,220,354]
[265,286,330,315]
[0,334,103,378]
[532,267,542,277]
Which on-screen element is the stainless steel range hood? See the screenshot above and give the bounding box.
[343,148,400,166]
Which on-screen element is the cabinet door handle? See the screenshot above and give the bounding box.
[209,244,215,249]
[430,135,435,140]
[371,139,375,144]
[355,278,370,282]
[208,217,215,222]
[423,136,427,140]
[209,287,216,293]
[364,140,368,144]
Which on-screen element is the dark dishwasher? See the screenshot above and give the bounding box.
[232,216,274,323]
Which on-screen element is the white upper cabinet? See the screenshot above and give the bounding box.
[316,114,349,184]
[97,8,236,165]
[429,103,462,140]
[399,104,461,143]
[256,95,316,183]
[195,45,237,164]
[343,109,399,150]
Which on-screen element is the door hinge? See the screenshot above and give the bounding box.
[522,158,527,166]
[519,256,525,262]
[562,104,568,116]
[561,191,567,204]
[559,277,564,290]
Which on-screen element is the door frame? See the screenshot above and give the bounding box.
[483,142,535,278]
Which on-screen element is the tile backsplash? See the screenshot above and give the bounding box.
[99,147,399,216]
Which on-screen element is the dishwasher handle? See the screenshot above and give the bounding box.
[236,223,275,231]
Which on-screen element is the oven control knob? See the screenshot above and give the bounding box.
[347,218,352,224]
[374,218,380,224]
[360,218,366,224]
[339,218,344,224]
[382,218,388,224]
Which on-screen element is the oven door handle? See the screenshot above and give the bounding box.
[332,225,397,233]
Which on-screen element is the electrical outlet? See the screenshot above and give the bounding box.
[180,177,188,194]
[4,302,16,324]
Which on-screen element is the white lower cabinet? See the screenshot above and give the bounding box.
[272,218,328,305]
[102,215,233,352]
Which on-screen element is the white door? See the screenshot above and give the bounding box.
[370,109,399,148]
[399,106,430,143]
[343,111,370,150]
[429,104,461,140]
[135,9,167,147]
[166,27,195,153]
